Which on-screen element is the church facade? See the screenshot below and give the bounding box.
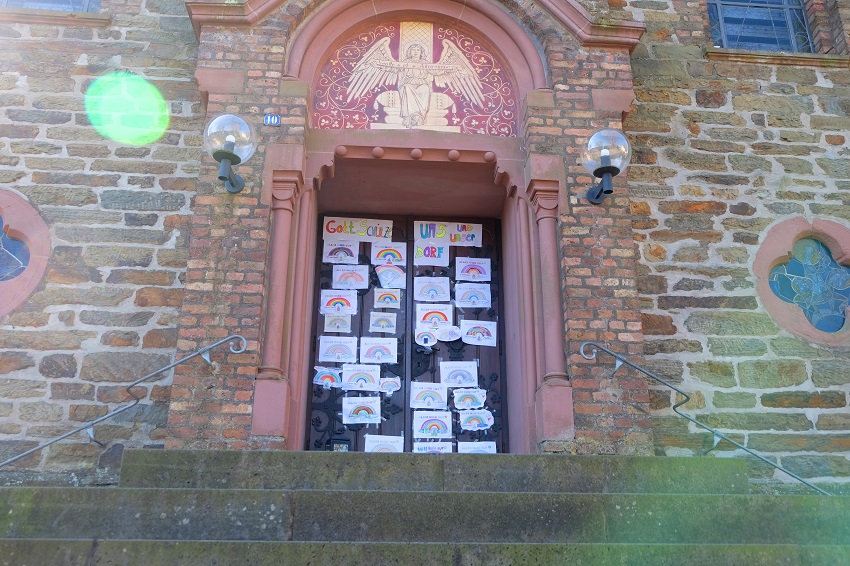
[1,0,849,487]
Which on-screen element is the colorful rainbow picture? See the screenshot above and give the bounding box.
[372,245,406,266]
[421,311,449,324]
[415,329,437,346]
[369,312,397,333]
[312,367,342,389]
[379,376,401,394]
[410,382,448,409]
[324,314,352,333]
[320,289,358,315]
[360,337,398,364]
[439,361,478,387]
[435,325,462,342]
[452,388,485,409]
[322,240,358,264]
[341,364,381,392]
[374,289,401,308]
[413,276,450,302]
[413,410,452,438]
[460,319,497,347]
[344,371,377,389]
[376,265,406,288]
[455,283,492,308]
[318,336,358,363]
[459,409,494,431]
[456,257,491,282]
[342,396,381,424]
[332,265,369,290]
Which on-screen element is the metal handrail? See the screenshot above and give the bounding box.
[0,334,247,469]
[579,341,832,496]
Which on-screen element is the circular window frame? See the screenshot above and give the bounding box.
[0,190,50,319]
[753,216,850,349]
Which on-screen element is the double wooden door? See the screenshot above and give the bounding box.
[306,215,507,453]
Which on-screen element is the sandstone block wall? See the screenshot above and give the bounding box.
[0,0,200,481]
[625,0,850,487]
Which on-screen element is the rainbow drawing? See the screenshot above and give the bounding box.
[372,317,394,329]
[376,293,399,306]
[461,264,485,276]
[421,311,449,324]
[446,369,474,384]
[410,382,448,409]
[312,367,342,388]
[328,247,355,259]
[326,344,353,356]
[350,404,376,416]
[465,325,492,337]
[417,284,444,300]
[463,415,485,427]
[337,271,365,283]
[365,435,404,453]
[453,389,485,409]
[456,258,491,282]
[326,297,351,309]
[364,345,393,360]
[420,418,448,435]
[415,330,437,346]
[459,410,494,431]
[371,444,398,453]
[460,290,488,304]
[375,248,404,262]
[376,265,406,288]
[379,376,401,394]
[325,316,349,329]
[346,371,377,387]
[318,336,358,363]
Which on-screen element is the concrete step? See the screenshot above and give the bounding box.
[2,487,847,544]
[119,450,751,494]
[1,540,848,566]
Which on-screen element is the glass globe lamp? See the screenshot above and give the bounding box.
[580,129,632,204]
[203,114,257,193]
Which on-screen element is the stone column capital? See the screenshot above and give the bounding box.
[270,170,303,212]
[528,179,560,222]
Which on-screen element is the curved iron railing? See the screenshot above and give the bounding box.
[580,341,832,496]
[0,334,248,469]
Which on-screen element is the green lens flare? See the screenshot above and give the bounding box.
[85,73,169,145]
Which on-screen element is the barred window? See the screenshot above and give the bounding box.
[708,0,813,52]
[0,0,100,11]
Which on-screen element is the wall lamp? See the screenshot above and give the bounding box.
[581,129,632,205]
[203,114,257,193]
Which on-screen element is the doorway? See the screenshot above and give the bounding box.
[306,215,507,453]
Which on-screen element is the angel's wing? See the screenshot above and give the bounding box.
[431,40,485,108]
[346,37,399,103]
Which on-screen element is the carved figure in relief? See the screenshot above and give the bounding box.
[346,37,485,129]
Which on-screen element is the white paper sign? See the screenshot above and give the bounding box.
[342,396,381,424]
[319,289,358,315]
[371,244,406,266]
[324,314,351,333]
[341,363,381,391]
[317,336,358,363]
[460,319,498,347]
[452,388,486,409]
[313,366,342,389]
[459,409,494,431]
[332,265,370,289]
[375,265,406,289]
[416,303,453,327]
[456,257,491,282]
[457,441,496,454]
[414,220,450,245]
[413,239,449,267]
[414,277,450,302]
[374,288,401,309]
[360,337,398,364]
[379,375,401,395]
[436,325,462,342]
[322,240,359,264]
[365,435,404,453]
[369,311,397,333]
[448,222,482,247]
[414,325,438,347]
[413,410,453,439]
[440,361,478,388]
[413,442,453,454]
[455,283,491,308]
[409,382,449,409]
[323,217,393,243]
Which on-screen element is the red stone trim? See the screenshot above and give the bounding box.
[535,0,645,51]
[0,7,110,26]
[0,190,50,319]
[753,217,850,349]
[706,47,850,68]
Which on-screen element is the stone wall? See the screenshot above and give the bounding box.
[625,0,850,487]
[0,0,201,482]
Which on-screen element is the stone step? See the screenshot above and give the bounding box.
[2,487,847,544]
[1,540,848,565]
[119,450,751,494]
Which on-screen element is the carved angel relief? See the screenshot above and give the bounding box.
[313,22,517,136]
[347,38,485,129]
